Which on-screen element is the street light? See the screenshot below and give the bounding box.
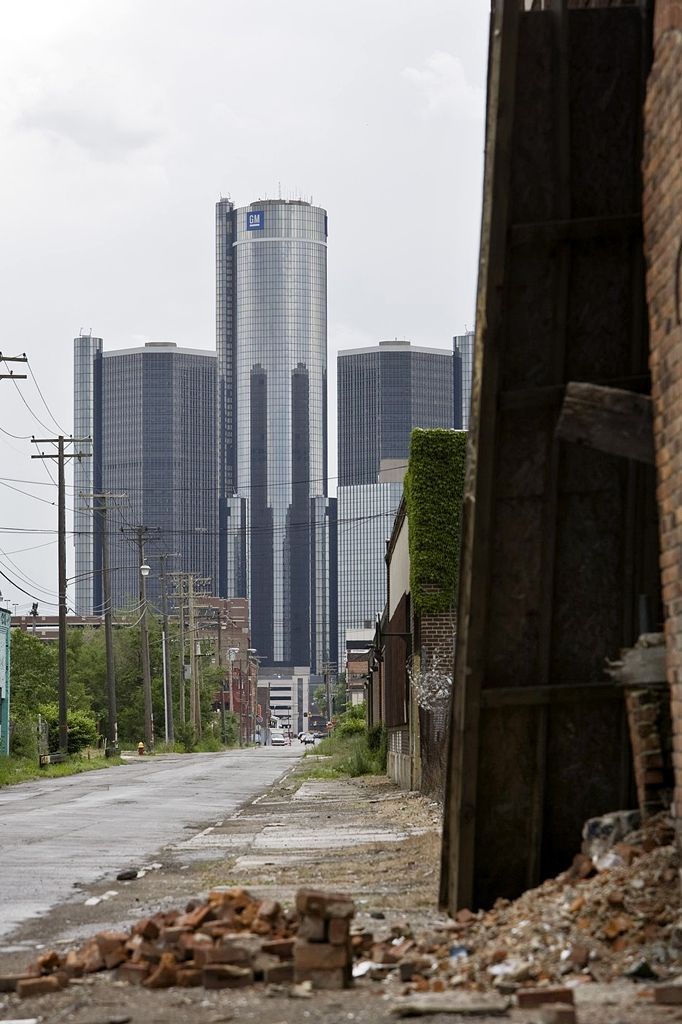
[247,649,258,744]
[227,647,240,744]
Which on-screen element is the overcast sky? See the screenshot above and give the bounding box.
[0,0,488,613]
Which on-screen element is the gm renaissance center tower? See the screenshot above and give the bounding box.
[216,198,335,671]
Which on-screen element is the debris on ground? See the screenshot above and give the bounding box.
[371,811,681,1006]
[3,887,361,998]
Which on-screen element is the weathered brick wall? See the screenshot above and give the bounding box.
[625,686,674,816]
[642,0,682,837]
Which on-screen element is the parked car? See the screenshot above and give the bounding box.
[270,732,286,746]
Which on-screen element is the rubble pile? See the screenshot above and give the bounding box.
[367,812,681,998]
[2,887,359,997]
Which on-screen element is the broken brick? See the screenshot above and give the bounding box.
[517,987,574,1009]
[296,888,355,920]
[262,938,295,960]
[144,952,178,989]
[132,917,160,940]
[295,940,349,971]
[95,931,130,957]
[36,950,62,974]
[202,963,254,989]
[0,975,34,993]
[298,916,327,942]
[303,967,350,990]
[655,985,682,1005]
[117,962,150,985]
[328,918,350,945]
[176,967,203,987]
[17,975,63,998]
[265,960,295,984]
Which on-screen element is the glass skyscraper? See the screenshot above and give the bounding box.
[73,341,217,613]
[216,198,331,671]
[453,330,474,430]
[337,482,403,666]
[73,333,103,615]
[336,340,455,669]
[337,340,455,486]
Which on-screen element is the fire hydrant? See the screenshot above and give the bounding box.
[137,741,145,756]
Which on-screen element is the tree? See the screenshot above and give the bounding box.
[9,629,58,717]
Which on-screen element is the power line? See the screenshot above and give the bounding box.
[26,357,67,434]
[0,566,60,607]
[0,356,54,433]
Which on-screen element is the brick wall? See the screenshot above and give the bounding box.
[625,686,674,816]
[642,1,682,838]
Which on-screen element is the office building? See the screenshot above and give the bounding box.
[337,340,454,486]
[73,340,217,612]
[337,481,403,663]
[73,333,103,615]
[336,340,454,670]
[216,198,332,671]
[453,330,475,430]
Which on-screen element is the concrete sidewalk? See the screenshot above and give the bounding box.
[0,757,672,1023]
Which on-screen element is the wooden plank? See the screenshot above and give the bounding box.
[438,0,521,915]
[555,382,654,464]
[509,213,641,246]
[480,682,619,709]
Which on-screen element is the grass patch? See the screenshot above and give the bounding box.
[300,729,386,780]
[0,753,125,788]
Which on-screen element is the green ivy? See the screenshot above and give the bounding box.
[404,428,467,614]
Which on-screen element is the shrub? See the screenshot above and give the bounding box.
[9,716,38,759]
[175,721,197,753]
[37,704,98,754]
[338,717,366,738]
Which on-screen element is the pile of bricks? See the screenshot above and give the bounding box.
[2,887,361,997]
[294,888,356,990]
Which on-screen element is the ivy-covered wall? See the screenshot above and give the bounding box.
[403,428,467,615]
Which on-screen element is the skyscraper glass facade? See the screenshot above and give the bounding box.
[73,334,103,615]
[336,340,455,669]
[216,199,330,670]
[337,341,454,486]
[337,482,403,666]
[453,331,475,430]
[73,341,217,612]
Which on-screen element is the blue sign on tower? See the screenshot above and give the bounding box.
[246,211,264,231]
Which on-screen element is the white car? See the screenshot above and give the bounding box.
[270,732,287,746]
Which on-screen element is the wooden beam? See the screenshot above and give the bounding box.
[438,0,521,915]
[555,382,654,464]
[509,213,641,247]
[480,682,620,709]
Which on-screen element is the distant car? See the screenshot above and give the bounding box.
[302,733,316,746]
[270,732,286,746]
[313,731,326,740]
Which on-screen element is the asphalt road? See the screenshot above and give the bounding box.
[0,747,301,939]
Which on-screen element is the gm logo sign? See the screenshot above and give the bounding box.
[247,211,264,231]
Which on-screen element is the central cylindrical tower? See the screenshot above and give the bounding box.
[234,199,328,666]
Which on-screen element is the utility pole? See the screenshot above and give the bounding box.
[152,552,179,744]
[31,435,91,754]
[136,527,153,749]
[187,574,196,734]
[176,576,186,725]
[89,492,126,756]
[323,661,333,724]
[0,352,28,381]
[160,555,173,743]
